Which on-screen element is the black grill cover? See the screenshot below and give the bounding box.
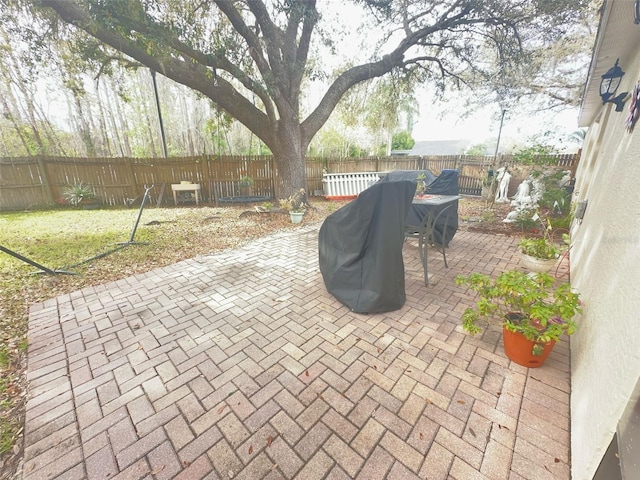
[318,180,416,313]
[378,169,437,186]
[425,169,459,195]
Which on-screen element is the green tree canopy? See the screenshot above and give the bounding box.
[464,144,488,156]
[14,0,592,195]
[392,131,415,151]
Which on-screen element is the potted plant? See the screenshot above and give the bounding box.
[280,188,308,223]
[518,214,563,273]
[238,176,254,196]
[518,237,562,272]
[455,270,581,367]
[288,206,305,223]
[62,182,99,208]
[415,172,427,196]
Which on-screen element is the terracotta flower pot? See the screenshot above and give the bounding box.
[502,326,556,368]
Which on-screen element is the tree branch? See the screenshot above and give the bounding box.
[41,0,275,143]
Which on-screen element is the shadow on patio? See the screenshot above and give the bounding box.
[24,223,570,480]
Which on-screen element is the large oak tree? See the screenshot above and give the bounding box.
[30,0,589,196]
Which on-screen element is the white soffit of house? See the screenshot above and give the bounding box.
[579,0,640,127]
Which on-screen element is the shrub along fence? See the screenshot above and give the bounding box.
[0,153,579,211]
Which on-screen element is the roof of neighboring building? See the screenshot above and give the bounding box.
[406,140,472,156]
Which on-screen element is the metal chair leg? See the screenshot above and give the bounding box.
[431,205,452,270]
[418,231,429,285]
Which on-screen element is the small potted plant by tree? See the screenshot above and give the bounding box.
[280,188,308,223]
[62,182,99,209]
[455,270,581,368]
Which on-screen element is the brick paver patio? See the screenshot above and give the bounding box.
[24,223,571,480]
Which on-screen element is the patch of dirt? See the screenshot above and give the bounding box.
[458,196,528,237]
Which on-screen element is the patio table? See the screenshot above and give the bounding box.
[408,194,461,238]
[405,194,461,285]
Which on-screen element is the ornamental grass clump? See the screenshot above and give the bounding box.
[62,182,97,206]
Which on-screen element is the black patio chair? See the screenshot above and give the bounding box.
[404,204,454,285]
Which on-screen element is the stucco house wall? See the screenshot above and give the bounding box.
[571,5,640,477]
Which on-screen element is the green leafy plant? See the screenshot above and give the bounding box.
[512,208,537,231]
[518,214,563,259]
[416,173,427,195]
[0,347,9,369]
[279,199,306,213]
[481,210,495,223]
[62,182,97,206]
[550,212,572,231]
[519,237,561,260]
[533,170,568,210]
[0,415,19,454]
[279,188,308,213]
[455,271,581,353]
[238,176,254,187]
[512,142,557,166]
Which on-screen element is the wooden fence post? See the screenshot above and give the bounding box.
[36,156,55,205]
[203,155,212,204]
[125,157,139,199]
[198,155,209,202]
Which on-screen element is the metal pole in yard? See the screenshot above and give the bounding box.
[487,109,506,208]
[151,70,168,158]
[0,245,77,275]
[120,185,153,245]
[493,109,506,161]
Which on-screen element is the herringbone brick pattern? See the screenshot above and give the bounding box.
[24,223,571,479]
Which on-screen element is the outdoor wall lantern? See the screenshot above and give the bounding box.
[635,0,640,24]
[600,58,628,112]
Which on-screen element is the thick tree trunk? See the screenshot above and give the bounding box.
[272,117,306,199]
[275,148,306,200]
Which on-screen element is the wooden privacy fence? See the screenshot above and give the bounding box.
[313,153,579,198]
[0,155,276,211]
[0,153,579,211]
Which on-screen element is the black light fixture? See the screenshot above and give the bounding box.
[600,58,628,112]
[635,0,640,24]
